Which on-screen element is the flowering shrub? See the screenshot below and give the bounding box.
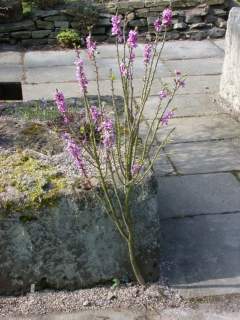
[54,7,185,285]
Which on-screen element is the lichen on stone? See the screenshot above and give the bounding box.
[0,150,71,216]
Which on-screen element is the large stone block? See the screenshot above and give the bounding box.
[220,8,240,114]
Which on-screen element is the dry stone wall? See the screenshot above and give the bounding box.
[0,0,233,47]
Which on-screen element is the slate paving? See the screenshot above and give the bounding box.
[1,39,240,301]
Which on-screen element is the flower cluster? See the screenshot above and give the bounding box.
[63,133,87,176]
[111,15,122,41]
[161,110,174,126]
[131,163,142,176]
[120,62,128,78]
[162,8,173,27]
[154,8,173,32]
[143,44,152,64]
[159,89,168,100]
[154,18,162,32]
[174,70,185,88]
[86,34,97,60]
[127,30,138,49]
[100,118,115,149]
[54,90,69,124]
[90,105,102,123]
[75,57,88,94]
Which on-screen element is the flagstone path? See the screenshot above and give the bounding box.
[1,39,240,303]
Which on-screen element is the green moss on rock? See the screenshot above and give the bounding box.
[0,151,71,215]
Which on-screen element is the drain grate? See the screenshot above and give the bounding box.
[0,82,23,100]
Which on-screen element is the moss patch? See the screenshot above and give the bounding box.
[0,151,70,216]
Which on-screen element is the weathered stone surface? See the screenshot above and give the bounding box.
[220,8,240,114]
[0,0,22,23]
[54,21,69,28]
[0,118,160,296]
[208,26,226,38]
[32,30,51,39]
[11,31,32,39]
[173,22,187,30]
[36,20,54,30]
[0,20,35,33]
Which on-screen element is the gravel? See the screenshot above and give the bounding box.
[0,283,187,318]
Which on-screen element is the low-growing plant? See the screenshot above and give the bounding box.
[57,29,81,48]
[54,7,185,285]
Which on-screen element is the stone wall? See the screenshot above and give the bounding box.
[0,0,233,47]
[220,7,240,117]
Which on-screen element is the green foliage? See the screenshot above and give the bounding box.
[57,29,80,48]
[0,151,69,215]
[23,0,62,10]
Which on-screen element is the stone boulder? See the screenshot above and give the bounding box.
[0,0,22,23]
[220,8,240,117]
[0,116,160,296]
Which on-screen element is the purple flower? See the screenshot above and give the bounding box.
[63,133,88,176]
[162,8,173,27]
[54,90,69,124]
[127,30,138,49]
[75,57,88,94]
[161,110,174,126]
[90,105,101,123]
[174,70,185,88]
[40,98,47,109]
[154,18,162,32]
[159,89,168,100]
[101,118,114,149]
[111,15,122,41]
[86,34,96,59]
[120,62,128,78]
[143,44,152,64]
[131,163,142,176]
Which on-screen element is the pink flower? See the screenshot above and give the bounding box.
[162,8,173,27]
[127,30,138,49]
[90,105,101,123]
[75,57,88,94]
[174,70,185,88]
[143,44,152,64]
[161,110,174,126]
[101,118,114,149]
[54,90,69,124]
[159,89,168,100]
[86,34,96,59]
[111,15,122,41]
[63,133,88,176]
[131,163,142,176]
[154,18,162,32]
[120,62,128,77]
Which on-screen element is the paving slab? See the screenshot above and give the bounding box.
[160,40,224,60]
[164,58,223,76]
[0,65,23,82]
[24,50,87,68]
[161,75,221,95]
[157,173,240,219]
[165,140,240,174]
[159,114,240,143]
[25,65,95,84]
[213,39,226,51]
[0,51,22,65]
[24,59,171,84]
[141,114,240,144]
[160,213,240,297]
[97,57,172,79]
[141,94,222,118]
[22,79,162,100]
